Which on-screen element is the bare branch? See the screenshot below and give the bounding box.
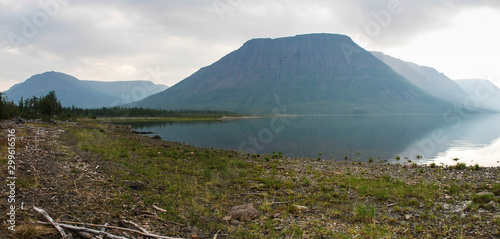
[33,206,69,239]
[38,221,129,239]
[42,221,184,239]
[153,205,167,213]
[122,219,149,234]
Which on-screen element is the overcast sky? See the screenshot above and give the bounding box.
[1,0,500,92]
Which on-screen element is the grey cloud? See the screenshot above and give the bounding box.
[1,0,499,91]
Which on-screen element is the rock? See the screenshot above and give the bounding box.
[186,226,206,239]
[405,214,411,220]
[131,130,154,134]
[14,116,24,124]
[152,135,162,140]
[230,219,240,225]
[486,200,497,209]
[228,203,259,221]
[122,180,146,190]
[477,191,494,197]
[294,205,308,210]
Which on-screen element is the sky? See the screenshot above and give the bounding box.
[1,0,500,92]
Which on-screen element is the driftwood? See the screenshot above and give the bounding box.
[97,223,109,239]
[153,205,168,213]
[122,219,150,234]
[34,206,184,239]
[52,221,185,239]
[33,206,69,238]
[37,221,128,239]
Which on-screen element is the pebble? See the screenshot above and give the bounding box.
[477,191,494,196]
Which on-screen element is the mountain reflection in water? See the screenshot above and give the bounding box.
[124,114,500,167]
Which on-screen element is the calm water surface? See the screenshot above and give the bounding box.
[125,114,500,167]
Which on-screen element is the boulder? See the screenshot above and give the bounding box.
[152,135,162,140]
[122,180,146,190]
[228,203,259,221]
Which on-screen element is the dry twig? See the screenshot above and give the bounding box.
[122,219,149,234]
[33,206,69,239]
[153,205,168,213]
[51,221,184,239]
[38,221,128,239]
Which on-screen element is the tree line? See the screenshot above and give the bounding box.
[0,91,237,121]
[1,91,62,120]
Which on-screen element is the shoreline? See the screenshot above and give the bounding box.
[1,119,500,238]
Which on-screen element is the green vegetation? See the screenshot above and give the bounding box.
[0,92,18,120]
[63,107,237,119]
[18,91,62,120]
[451,163,467,170]
[0,91,237,121]
[1,91,62,120]
[5,121,500,238]
[353,203,376,223]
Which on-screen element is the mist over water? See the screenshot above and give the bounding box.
[126,114,500,167]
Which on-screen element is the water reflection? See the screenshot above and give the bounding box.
[397,114,500,167]
[123,114,500,167]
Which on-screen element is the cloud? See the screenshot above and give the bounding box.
[1,0,500,92]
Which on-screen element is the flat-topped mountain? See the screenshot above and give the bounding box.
[3,71,168,108]
[134,33,452,114]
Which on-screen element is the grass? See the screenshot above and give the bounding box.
[353,203,376,223]
[6,121,500,238]
[333,174,439,202]
[451,163,467,170]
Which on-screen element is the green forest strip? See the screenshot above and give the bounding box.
[1,91,239,121]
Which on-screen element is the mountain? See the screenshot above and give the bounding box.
[3,71,168,108]
[455,79,500,112]
[134,34,453,115]
[82,80,168,105]
[371,51,469,104]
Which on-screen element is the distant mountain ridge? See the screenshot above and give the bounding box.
[455,79,500,112]
[3,71,168,108]
[134,33,453,114]
[371,51,469,104]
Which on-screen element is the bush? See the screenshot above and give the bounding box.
[354,203,376,223]
[452,163,467,170]
[472,194,495,204]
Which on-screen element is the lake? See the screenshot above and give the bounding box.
[125,114,500,167]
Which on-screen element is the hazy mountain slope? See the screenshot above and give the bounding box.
[83,80,168,105]
[4,72,115,108]
[3,71,167,108]
[135,34,452,115]
[455,79,500,112]
[371,51,469,103]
